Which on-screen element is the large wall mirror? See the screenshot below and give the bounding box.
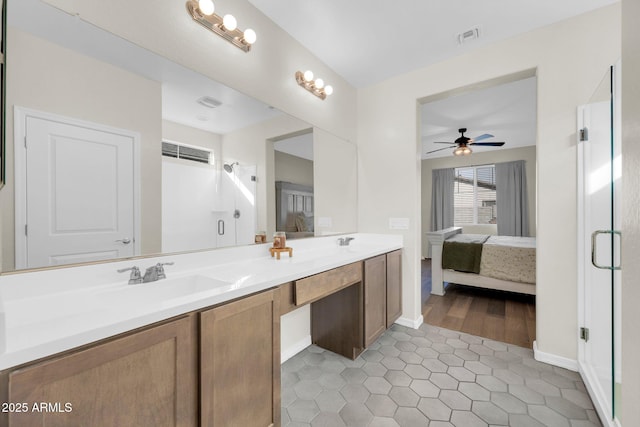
[0,0,358,273]
[0,0,5,189]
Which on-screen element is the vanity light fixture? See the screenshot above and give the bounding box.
[295,70,333,100]
[186,0,257,52]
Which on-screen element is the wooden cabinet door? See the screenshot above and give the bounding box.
[7,316,197,427]
[386,250,403,326]
[364,255,387,347]
[200,289,281,427]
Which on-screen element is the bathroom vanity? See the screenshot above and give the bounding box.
[0,233,402,426]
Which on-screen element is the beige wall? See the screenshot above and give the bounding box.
[221,114,312,238]
[1,28,162,271]
[274,151,314,187]
[42,0,357,143]
[313,128,358,235]
[358,5,620,358]
[621,0,639,421]
[421,146,536,257]
[223,118,358,239]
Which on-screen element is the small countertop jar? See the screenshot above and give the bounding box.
[273,232,286,249]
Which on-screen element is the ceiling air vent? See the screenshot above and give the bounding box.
[162,141,212,164]
[197,96,222,109]
[458,27,480,45]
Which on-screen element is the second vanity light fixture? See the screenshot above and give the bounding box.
[186,0,257,52]
[295,70,333,100]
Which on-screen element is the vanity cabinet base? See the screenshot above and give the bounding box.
[364,255,387,347]
[386,250,403,327]
[200,288,281,427]
[5,315,198,427]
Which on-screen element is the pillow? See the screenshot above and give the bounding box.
[295,213,308,232]
[295,212,315,232]
[304,214,314,232]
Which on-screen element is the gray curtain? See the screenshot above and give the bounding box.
[496,160,529,236]
[430,168,455,231]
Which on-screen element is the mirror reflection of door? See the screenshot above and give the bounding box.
[273,131,314,240]
[15,108,138,269]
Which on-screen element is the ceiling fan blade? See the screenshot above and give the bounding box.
[470,142,505,146]
[425,146,455,154]
[470,133,494,142]
[433,141,456,145]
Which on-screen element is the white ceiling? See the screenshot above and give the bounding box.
[248,0,618,88]
[11,0,283,135]
[421,76,537,159]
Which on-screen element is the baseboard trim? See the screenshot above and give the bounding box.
[281,335,312,364]
[395,315,424,330]
[533,340,578,372]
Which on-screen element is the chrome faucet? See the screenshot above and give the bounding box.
[337,237,355,246]
[117,266,143,285]
[142,262,174,283]
[118,262,174,285]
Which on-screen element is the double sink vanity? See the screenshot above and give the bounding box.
[0,233,402,426]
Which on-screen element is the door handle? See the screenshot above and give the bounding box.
[116,238,132,244]
[218,220,225,235]
[591,230,621,270]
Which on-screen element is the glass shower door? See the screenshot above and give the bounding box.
[578,63,621,425]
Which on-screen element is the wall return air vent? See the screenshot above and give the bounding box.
[162,141,212,164]
[457,27,480,45]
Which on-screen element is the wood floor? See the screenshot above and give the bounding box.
[421,259,536,348]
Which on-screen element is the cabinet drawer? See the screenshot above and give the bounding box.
[295,262,362,306]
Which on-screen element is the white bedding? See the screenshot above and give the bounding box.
[479,236,536,284]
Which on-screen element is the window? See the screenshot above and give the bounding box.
[453,165,497,225]
[162,141,214,165]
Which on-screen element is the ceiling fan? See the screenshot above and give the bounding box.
[426,128,505,156]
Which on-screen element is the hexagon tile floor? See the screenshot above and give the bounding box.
[281,323,601,427]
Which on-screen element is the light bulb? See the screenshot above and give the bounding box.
[315,78,325,89]
[223,14,237,31]
[454,147,463,156]
[303,70,314,82]
[243,28,257,44]
[324,85,334,96]
[464,147,472,155]
[198,0,215,16]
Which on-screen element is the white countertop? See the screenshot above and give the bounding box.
[0,233,402,370]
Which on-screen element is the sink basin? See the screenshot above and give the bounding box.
[3,275,232,336]
[99,275,233,307]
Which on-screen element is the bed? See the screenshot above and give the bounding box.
[275,181,315,240]
[426,227,536,296]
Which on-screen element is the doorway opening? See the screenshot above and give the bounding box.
[418,70,538,348]
[272,129,315,241]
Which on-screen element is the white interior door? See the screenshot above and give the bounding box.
[17,110,137,268]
